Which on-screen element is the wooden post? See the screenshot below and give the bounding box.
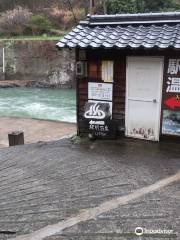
[90,0,95,15]
[103,0,107,14]
[8,131,24,147]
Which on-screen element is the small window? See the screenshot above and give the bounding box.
[102,61,114,83]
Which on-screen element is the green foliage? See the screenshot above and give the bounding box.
[29,14,52,35]
[107,0,138,14]
[71,134,90,144]
[71,134,82,144]
[29,15,52,30]
[107,0,180,13]
[0,36,62,41]
[143,0,179,12]
[0,0,180,15]
[1,0,180,37]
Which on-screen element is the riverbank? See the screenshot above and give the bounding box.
[0,79,76,88]
[0,117,76,148]
[0,80,37,88]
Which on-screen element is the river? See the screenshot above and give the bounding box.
[0,88,76,123]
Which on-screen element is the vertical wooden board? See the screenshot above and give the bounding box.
[88,61,102,80]
[113,59,126,124]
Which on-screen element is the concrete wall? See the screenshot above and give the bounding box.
[0,40,76,88]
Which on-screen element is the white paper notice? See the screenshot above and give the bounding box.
[88,82,113,101]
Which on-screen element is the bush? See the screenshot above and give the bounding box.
[48,8,73,30]
[73,8,85,22]
[29,14,52,35]
[48,7,85,30]
[0,6,32,36]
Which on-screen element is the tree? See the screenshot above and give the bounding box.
[143,0,176,12]
[107,0,138,14]
[106,0,180,14]
[29,14,52,35]
[0,6,32,36]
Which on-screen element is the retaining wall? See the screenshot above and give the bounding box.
[0,40,75,88]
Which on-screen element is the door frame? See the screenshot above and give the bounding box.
[125,56,164,141]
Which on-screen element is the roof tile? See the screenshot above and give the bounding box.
[57,14,180,49]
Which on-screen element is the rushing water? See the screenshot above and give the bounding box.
[0,88,76,123]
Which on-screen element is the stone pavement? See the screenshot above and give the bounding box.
[0,138,179,240]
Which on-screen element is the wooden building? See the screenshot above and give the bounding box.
[57,12,180,141]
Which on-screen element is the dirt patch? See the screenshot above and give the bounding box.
[0,117,76,147]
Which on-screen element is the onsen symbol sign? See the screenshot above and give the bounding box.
[84,102,111,120]
[84,102,114,138]
[85,102,106,119]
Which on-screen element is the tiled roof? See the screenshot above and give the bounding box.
[57,12,180,49]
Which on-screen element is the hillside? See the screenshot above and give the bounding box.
[0,0,180,37]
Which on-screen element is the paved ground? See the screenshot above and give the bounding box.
[0,138,179,240]
[0,117,76,148]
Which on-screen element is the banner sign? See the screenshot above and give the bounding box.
[162,58,180,136]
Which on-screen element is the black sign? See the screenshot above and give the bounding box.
[84,102,116,138]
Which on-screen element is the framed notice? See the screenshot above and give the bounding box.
[88,82,113,101]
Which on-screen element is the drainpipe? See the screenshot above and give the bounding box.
[2,47,5,79]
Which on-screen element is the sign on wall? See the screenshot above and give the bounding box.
[88,100,113,116]
[88,82,113,101]
[84,101,112,137]
[162,58,180,136]
[84,82,115,138]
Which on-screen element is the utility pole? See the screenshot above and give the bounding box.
[103,0,107,14]
[90,0,95,15]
